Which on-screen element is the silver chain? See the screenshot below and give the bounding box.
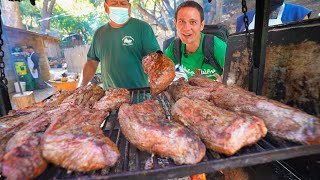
[241,0,253,70]
[0,10,8,85]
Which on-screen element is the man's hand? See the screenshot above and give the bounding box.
[78,60,99,87]
[32,69,36,73]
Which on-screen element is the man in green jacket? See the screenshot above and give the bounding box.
[164,1,226,81]
[80,0,160,89]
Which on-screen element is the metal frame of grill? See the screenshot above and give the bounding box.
[36,88,320,180]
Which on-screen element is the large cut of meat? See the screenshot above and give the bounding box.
[188,75,320,144]
[41,87,129,171]
[43,90,73,108]
[167,77,215,101]
[93,88,130,111]
[0,109,44,173]
[0,90,73,174]
[2,107,71,180]
[142,51,175,96]
[41,108,119,171]
[171,97,267,155]
[118,100,206,165]
[0,108,44,139]
[60,84,105,108]
[2,113,51,180]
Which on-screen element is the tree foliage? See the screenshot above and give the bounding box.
[18,0,228,42]
[19,1,42,30]
[18,0,107,43]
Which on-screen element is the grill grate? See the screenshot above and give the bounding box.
[36,88,320,180]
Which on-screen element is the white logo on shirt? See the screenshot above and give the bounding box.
[122,36,134,46]
[182,65,216,78]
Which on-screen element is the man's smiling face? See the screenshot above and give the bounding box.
[175,7,204,45]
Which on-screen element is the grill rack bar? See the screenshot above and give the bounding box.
[37,88,320,180]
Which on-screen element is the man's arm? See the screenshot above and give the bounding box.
[31,53,40,70]
[79,60,99,87]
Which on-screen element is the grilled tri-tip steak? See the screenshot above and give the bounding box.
[0,109,44,173]
[93,88,130,111]
[2,113,52,180]
[118,100,206,165]
[142,51,175,96]
[188,75,320,145]
[172,97,267,155]
[167,77,215,101]
[43,89,73,108]
[60,84,105,108]
[0,90,73,174]
[41,108,119,171]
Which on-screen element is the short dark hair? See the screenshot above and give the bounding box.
[175,1,204,22]
[26,45,33,49]
[105,0,129,3]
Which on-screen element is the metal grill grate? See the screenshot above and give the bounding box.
[37,88,320,180]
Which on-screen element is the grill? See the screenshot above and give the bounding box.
[34,88,320,180]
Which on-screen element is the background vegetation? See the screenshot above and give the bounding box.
[2,0,319,45]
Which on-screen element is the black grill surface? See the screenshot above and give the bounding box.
[33,88,320,180]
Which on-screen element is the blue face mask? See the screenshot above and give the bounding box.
[109,7,129,24]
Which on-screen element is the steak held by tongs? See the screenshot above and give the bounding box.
[142,51,175,96]
[118,100,206,165]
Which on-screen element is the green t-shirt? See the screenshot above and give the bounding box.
[87,18,160,89]
[164,33,226,80]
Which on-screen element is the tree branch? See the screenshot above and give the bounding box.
[137,4,167,31]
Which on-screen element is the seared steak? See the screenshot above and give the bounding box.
[43,90,72,108]
[41,108,119,171]
[60,84,105,108]
[188,75,320,144]
[93,88,130,111]
[0,90,73,174]
[0,108,44,139]
[172,97,267,155]
[118,100,206,165]
[0,109,44,172]
[167,77,214,101]
[142,51,175,96]
[2,113,51,180]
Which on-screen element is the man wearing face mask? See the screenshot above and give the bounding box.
[80,0,160,89]
[236,0,312,32]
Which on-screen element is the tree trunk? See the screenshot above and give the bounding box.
[1,0,24,29]
[156,1,172,32]
[137,4,167,31]
[207,0,223,24]
[215,0,223,23]
[40,0,56,34]
[207,0,216,24]
[162,0,174,17]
